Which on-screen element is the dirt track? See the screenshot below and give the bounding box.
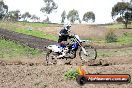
[0,56,132,88]
[0,62,132,88]
[0,28,56,51]
[0,28,132,50]
[0,28,132,88]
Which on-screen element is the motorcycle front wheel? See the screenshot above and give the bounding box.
[79,45,97,61]
[46,50,57,65]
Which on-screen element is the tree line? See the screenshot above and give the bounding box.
[0,1,40,22]
[0,0,132,28]
[61,10,95,24]
[40,0,132,27]
[0,0,95,23]
[40,0,95,23]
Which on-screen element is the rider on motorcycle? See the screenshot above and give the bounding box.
[58,23,73,46]
[58,23,73,58]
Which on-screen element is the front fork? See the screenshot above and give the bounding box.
[81,46,87,55]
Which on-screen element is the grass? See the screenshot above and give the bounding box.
[0,21,131,44]
[105,34,132,45]
[17,22,49,27]
[64,68,79,80]
[0,21,131,61]
[15,28,58,41]
[0,38,43,60]
[84,33,132,46]
[104,23,132,29]
[0,21,17,30]
[117,34,132,44]
[0,38,131,60]
[97,47,132,58]
[0,21,48,28]
[0,21,58,41]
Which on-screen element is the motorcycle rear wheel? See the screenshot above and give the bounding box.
[79,45,97,61]
[46,50,57,65]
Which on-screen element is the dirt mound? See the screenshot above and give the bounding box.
[0,64,132,88]
[65,56,132,66]
[0,56,131,67]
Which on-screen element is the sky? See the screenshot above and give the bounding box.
[3,0,128,24]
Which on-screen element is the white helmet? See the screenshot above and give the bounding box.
[63,23,71,31]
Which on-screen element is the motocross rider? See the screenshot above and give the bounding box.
[58,23,73,58]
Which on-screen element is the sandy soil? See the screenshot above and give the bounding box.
[0,63,132,88]
[0,25,132,88]
[0,56,132,88]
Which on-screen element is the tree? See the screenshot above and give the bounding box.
[116,16,124,23]
[4,10,21,21]
[61,10,66,23]
[21,12,31,21]
[31,15,40,22]
[111,2,132,28]
[43,16,50,23]
[83,11,95,23]
[40,0,58,22]
[67,9,80,23]
[0,0,8,20]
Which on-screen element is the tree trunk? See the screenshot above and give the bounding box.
[125,23,127,29]
[124,20,128,29]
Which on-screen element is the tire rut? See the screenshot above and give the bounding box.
[0,28,56,51]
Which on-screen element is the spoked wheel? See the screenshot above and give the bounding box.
[46,50,57,65]
[79,45,97,61]
[68,50,76,59]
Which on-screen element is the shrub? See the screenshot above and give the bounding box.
[123,32,128,36]
[105,30,117,43]
[64,69,79,80]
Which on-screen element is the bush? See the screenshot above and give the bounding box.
[64,69,79,80]
[123,32,128,36]
[105,30,117,43]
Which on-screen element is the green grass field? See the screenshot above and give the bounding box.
[117,34,132,44]
[97,47,132,58]
[17,22,49,27]
[15,28,58,41]
[104,23,132,29]
[0,21,131,61]
[104,34,132,45]
[0,21,131,45]
[0,38,43,60]
[0,21,48,28]
[0,38,131,61]
[85,34,132,46]
[0,21,58,41]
